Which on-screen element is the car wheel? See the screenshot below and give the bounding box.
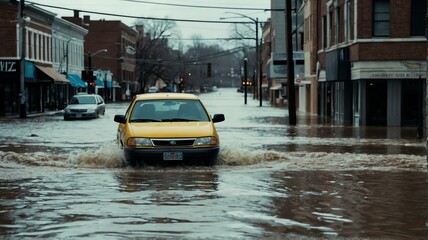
[202,158,216,166]
[126,157,138,167]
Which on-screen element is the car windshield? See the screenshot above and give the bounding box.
[129,99,210,122]
[70,96,96,105]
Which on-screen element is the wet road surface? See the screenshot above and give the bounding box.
[0,88,427,239]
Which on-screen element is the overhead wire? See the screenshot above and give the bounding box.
[26,1,254,24]
[120,0,281,12]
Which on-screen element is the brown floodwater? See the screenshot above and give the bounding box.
[0,88,427,239]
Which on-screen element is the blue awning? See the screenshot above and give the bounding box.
[67,74,87,88]
[96,77,112,88]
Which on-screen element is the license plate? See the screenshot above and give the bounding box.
[163,152,183,161]
[76,114,82,118]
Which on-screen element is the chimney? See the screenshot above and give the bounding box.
[83,15,91,24]
[73,10,80,18]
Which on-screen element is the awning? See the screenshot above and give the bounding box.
[95,78,112,88]
[67,74,87,88]
[35,65,69,84]
[270,84,282,90]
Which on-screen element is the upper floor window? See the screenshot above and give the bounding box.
[373,0,390,37]
[344,0,351,42]
[411,0,427,36]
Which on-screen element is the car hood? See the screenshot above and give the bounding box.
[66,104,97,110]
[128,122,215,138]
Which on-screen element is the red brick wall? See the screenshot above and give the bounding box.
[0,3,18,58]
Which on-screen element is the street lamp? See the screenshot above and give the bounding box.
[244,58,248,104]
[65,37,75,98]
[87,49,107,93]
[220,12,263,106]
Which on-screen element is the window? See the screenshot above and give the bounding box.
[411,0,427,36]
[322,16,327,49]
[335,7,340,44]
[373,0,390,37]
[327,11,332,47]
[344,0,351,41]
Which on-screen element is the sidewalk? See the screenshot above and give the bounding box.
[1,110,64,119]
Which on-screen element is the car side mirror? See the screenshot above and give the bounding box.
[212,114,225,123]
[114,115,126,124]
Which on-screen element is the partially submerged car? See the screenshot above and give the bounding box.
[64,93,105,120]
[114,93,225,166]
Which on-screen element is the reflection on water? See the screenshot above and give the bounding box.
[1,168,427,239]
[265,171,428,239]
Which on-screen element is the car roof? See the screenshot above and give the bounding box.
[73,94,99,97]
[134,93,200,101]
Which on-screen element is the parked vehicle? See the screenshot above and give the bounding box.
[63,93,105,120]
[148,86,159,93]
[114,93,225,166]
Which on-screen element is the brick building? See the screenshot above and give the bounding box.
[0,0,86,117]
[303,0,427,126]
[63,13,138,101]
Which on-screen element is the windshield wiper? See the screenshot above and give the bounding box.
[161,118,198,122]
[130,118,161,122]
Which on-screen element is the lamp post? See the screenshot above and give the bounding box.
[221,13,262,107]
[65,38,75,80]
[65,38,75,99]
[18,0,26,118]
[244,58,248,104]
[86,49,107,94]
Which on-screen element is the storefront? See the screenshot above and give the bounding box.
[0,60,20,116]
[0,60,70,117]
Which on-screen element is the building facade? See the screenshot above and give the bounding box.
[0,0,85,117]
[63,14,138,101]
[304,0,427,126]
[267,0,305,108]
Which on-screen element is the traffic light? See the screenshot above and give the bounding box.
[82,70,96,81]
[207,63,212,78]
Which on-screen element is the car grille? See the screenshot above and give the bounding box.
[70,109,87,113]
[152,138,195,146]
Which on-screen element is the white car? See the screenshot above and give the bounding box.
[64,93,105,120]
[148,86,159,93]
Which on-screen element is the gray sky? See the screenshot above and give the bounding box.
[28,0,271,41]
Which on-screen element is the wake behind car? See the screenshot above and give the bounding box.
[114,93,225,166]
[64,93,105,120]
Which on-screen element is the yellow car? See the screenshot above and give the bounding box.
[114,93,225,166]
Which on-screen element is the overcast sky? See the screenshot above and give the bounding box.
[28,0,272,42]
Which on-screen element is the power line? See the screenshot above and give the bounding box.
[120,0,280,12]
[26,2,254,24]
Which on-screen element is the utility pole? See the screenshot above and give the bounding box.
[244,58,248,104]
[286,0,297,125]
[259,33,263,107]
[19,0,26,118]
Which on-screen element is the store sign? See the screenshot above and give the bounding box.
[369,72,426,79]
[0,60,18,73]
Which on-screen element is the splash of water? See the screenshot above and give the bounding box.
[218,146,287,166]
[67,142,125,168]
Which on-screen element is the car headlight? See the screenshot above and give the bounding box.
[87,107,97,112]
[127,138,153,147]
[194,137,218,146]
[64,108,71,114]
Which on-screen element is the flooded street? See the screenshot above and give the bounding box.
[0,88,427,239]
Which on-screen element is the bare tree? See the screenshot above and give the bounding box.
[134,19,180,93]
